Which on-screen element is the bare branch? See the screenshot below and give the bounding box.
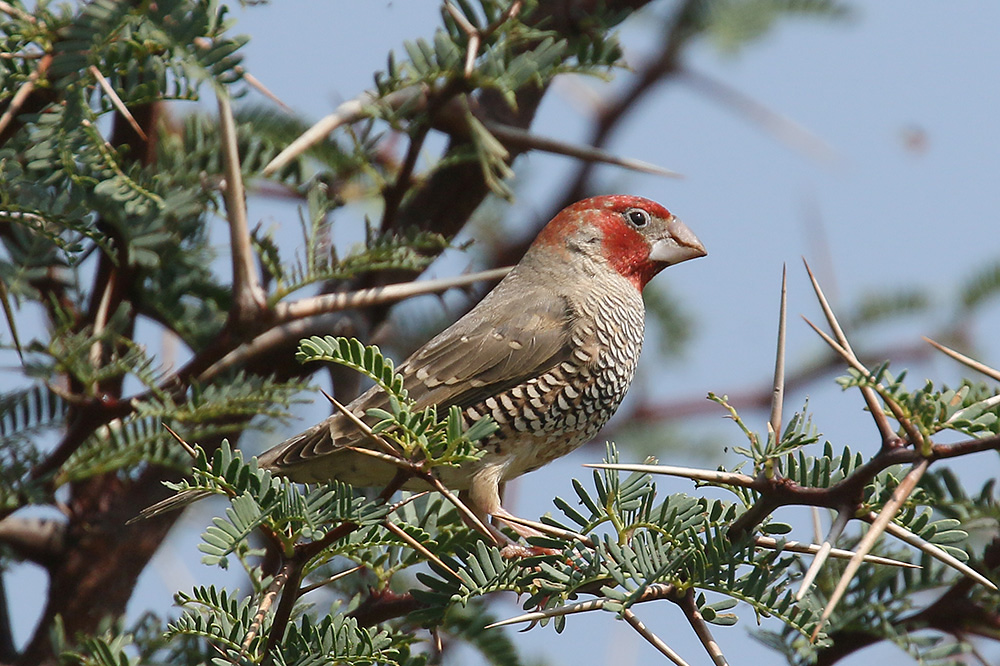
[677,589,729,666]
[0,516,66,565]
[680,67,840,165]
[272,266,511,322]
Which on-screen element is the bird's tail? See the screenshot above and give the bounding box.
[128,488,215,523]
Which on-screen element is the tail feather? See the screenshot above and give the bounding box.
[128,489,214,523]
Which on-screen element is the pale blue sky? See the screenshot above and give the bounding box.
[11,2,1000,664]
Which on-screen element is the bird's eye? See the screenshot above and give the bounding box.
[624,208,650,228]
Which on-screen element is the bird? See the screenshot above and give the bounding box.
[140,195,706,542]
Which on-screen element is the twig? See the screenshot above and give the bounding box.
[260,559,304,666]
[812,459,930,641]
[621,608,691,666]
[196,312,349,383]
[680,67,840,165]
[273,266,510,322]
[677,589,728,666]
[485,597,609,628]
[0,56,42,139]
[0,516,65,565]
[0,0,36,22]
[242,564,292,652]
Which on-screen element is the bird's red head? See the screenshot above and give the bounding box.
[532,195,707,290]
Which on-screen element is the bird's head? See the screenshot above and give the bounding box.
[530,195,707,290]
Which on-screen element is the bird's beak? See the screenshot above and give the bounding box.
[648,217,707,265]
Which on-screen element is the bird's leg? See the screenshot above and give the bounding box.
[463,468,559,558]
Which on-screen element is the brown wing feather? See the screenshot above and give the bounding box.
[259,278,575,477]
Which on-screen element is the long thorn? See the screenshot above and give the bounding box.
[812,459,930,641]
[491,513,591,544]
[802,316,925,449]
[583,463,756,488]
[321,389,400,456]
[871,513,997,591]
[298,565,364,596]
[162,423,198,459]
[386,491,431,514]
[622,608,691,666]
[802,259,897,447]
[342,445,418,471]
[261,86,427,177]
[421,474,497,545]
[769,264,788,446]
[485,598,608,629]
[89,65,147,141]
[796,509,850,600]
[485,121,682,178]
[754,536,919,568]
[924,336,1000,383]
[0,278,23,361]
[384,520,460,579]
[218,91,264,319]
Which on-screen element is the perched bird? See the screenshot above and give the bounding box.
[256,194,706,538]
[139,195,704,540]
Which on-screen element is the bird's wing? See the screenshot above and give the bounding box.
[397,287,574,411]
[259,282,575,472]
